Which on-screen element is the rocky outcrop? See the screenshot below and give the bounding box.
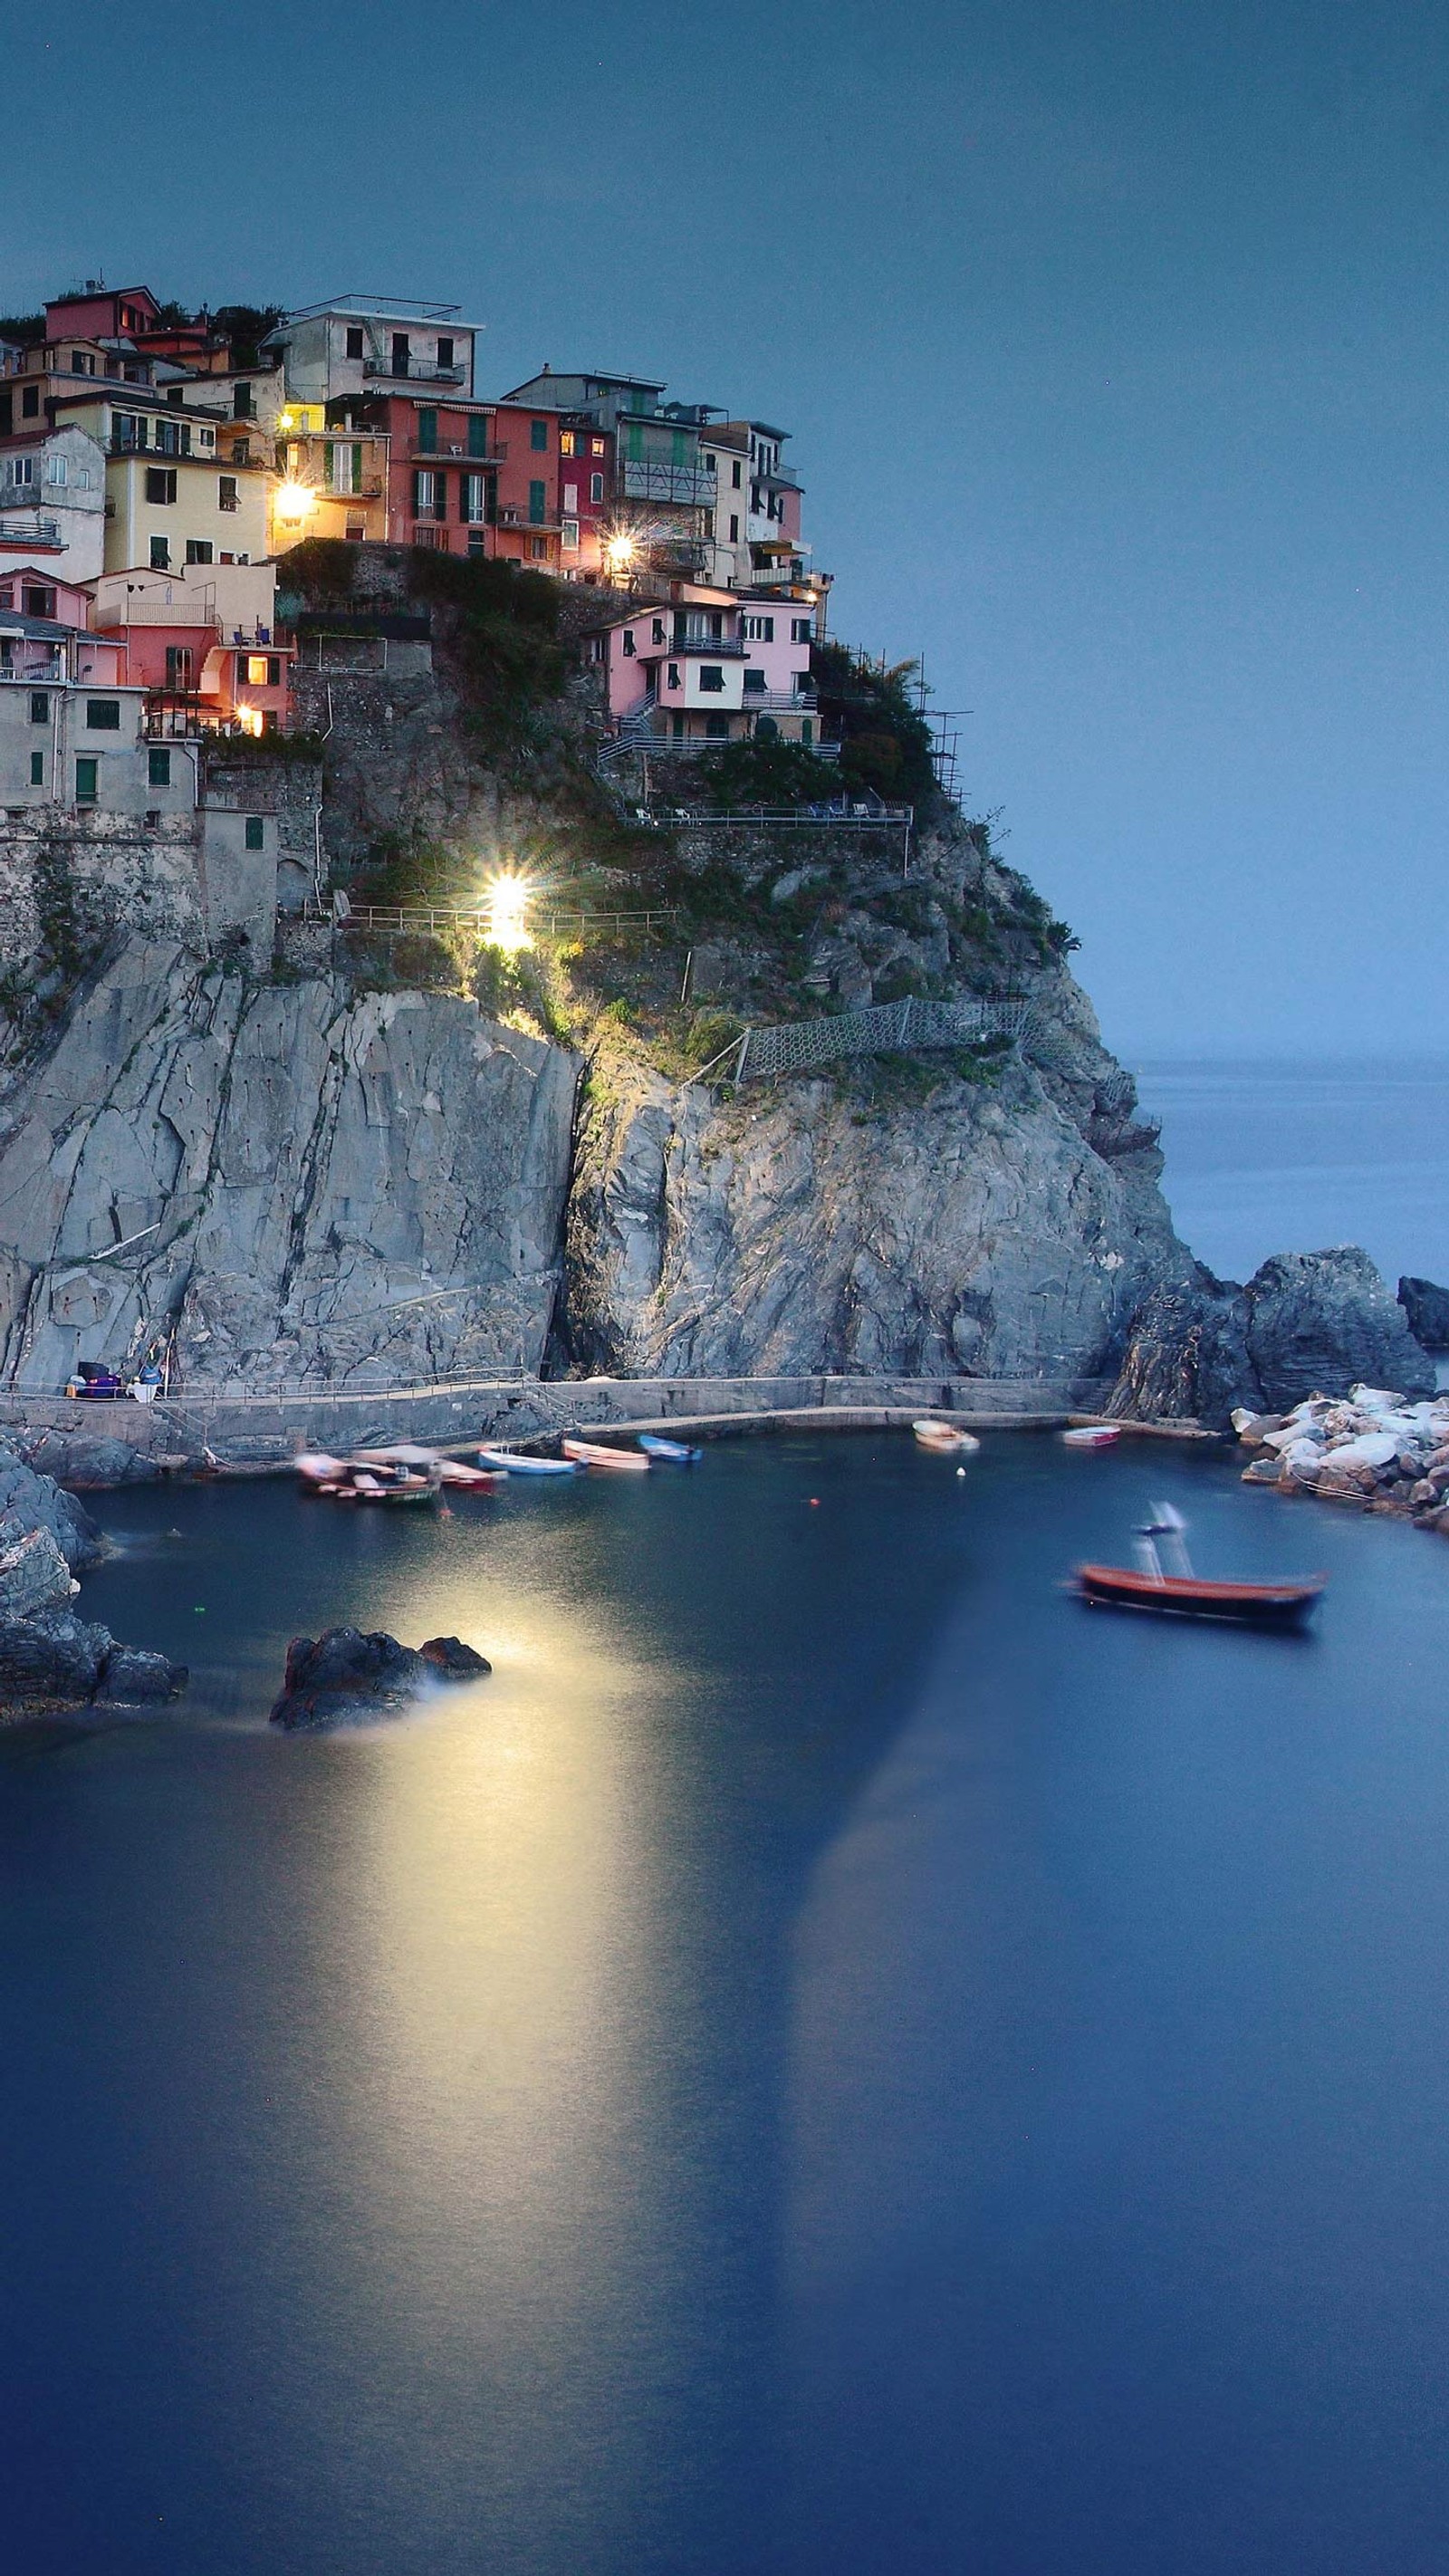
[270,1626,491,1730]
[563,1041,1185,1383]
[1111,1246,1433,1427]
[0,1608,186,1710]
[0,1527,77,1620]
[0,941,577,1390]
[0,1444,104,1568]
[1399,1275,1449,1350]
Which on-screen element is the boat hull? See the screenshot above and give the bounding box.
[476,1449,580,1476]
[1076,1564,1324,1626]
[562,1438,651,1472]
[638,1435,702,1463]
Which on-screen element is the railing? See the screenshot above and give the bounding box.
[662,633,748,656]
[0,658,63,682]
[657,798,907,829]
[619,463,713,506]
[363,359,466,385]
[732,995,1031,1082]
[409,441,502,464]
[316,898,681,938]
[495,506,559,532]
[320,478,384,500]
[143,695,274,740]
[742,688,818,713]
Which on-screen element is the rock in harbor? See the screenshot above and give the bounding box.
[0,1609,187,1711]
[0,1527,77,1620]
[270,1625,491,1731]
[18,1429,161,1491]
[0,1447,106,1571]
[1113,1246,1433,1427]
[1399,1275,1449,1350]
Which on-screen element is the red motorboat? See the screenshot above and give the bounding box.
[1075,1504,1325,1628]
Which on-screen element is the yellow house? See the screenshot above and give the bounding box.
[273,400,390,549]
[51,389,270,576]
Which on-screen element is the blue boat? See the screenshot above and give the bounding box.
[476,1447,581,1476]
[638,1434,703,1464]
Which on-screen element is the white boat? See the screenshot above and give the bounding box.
[561,1437,651,1472]
[477,1447,581,1475]
[912,1419,982,1456]
[1061,1424,1120,1450]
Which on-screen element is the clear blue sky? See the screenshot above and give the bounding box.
[9,1,1447,1055]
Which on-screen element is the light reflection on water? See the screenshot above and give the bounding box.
[4,1439,1449,2573]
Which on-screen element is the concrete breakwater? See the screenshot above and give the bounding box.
[0,1371,1123,1484]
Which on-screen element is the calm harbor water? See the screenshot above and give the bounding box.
[4,1436,1449,2573]
[1137,1056,1449,1290]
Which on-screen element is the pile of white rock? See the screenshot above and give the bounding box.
[1233,1383,1449,1531]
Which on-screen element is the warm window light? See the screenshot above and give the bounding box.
[485,872,533,953]
[275,480,316,524]
[245,655,269,686]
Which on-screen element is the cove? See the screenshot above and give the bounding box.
[2,1434,1447,2575]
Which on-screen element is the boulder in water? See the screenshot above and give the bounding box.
[1112,1246,1433,1427]
[270,1625,491,1731]
[1399,1276,1449,1350]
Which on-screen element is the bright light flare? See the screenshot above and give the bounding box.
[602,533,637,576]
[485,872,533,953]
[275,480,317,524]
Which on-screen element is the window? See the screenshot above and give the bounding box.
[153,418,181,455]
[46,456,67,486]
[86,699,121,730]
[150,537,170,570]
[560,430,576,457]
[467,414,489,458]
[145,466,178,505]
[530,418,548,451]
[412,469,446,520]
[186,540,214,565]
[561,519,580,553]
[23,585,55,619]
[417,409,438,453]
[29,752,43,786]
[528,537,547,560]
[590,473,604,505]
[437,338,454,370]
[591,437,606,457]
[729,514,739,543]
[704,452,716,476]
[705,712,729,738]
[391,332,410,376]
[562,483,578,514]
[345,521,365,543]
[245,816,264,850]
[75,466,91,489]
[652,620,665,644]
[744,668,766,692]
[71,351,87,375]
[0,586,10,609]
[698,667,725,692]
[75,756,98,802]
[233,383,254,418]
[667,662,680,690]
[792,618,811,643]
[461,471,485,522]
[8,457,34,486]
[346,326,365,360]
[116,413,147,452]
[149,748,171,788]
[621,630,636,657]
[22,384,40,418]
[732,458,742,488]
[0,393,10,437]
[165,646,193,688]
[528,479,546,524]
[467,527,485,555]
[219,476,239,512]
[29,692,49,724]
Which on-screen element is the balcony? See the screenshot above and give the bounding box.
[362,357,466,386]
[495,505,560,533]
[409,439,504,464]
[619,461,713,507]
[143,693,266,740]
[743,688,818,714]
[663,632,747,657]
[756,462,802,491]
[320,478,385,502]
[0,655,63,683]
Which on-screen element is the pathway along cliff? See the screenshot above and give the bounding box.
[0,542,1427,1432]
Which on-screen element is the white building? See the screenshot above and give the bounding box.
[0,425,108,586]
[266,298,479,406]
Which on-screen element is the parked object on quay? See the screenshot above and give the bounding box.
[1076,1501,1324,1628]
[561,1437,651,1472]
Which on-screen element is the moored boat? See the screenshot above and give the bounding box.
[1061,1424,1120,1450]
[562,1437,652,1472]
[477,1447,581,1476]
[1075,1502,1324,1626]
[912,1419,982,1456]
[638,1434,703,1463]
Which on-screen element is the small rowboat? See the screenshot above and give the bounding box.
[1061,1424,1120,1450]
[561,1437,651,1472]
[638,1434,702,1463]
[477,1447,581,1476]
[437,1459,502,1488]
[912,1419,982,1456]
[1075,1502,1324,1627]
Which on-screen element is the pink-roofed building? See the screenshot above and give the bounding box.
[595,586,819,749]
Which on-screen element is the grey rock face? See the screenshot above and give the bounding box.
[0,942,577,1391]
[96,1645,188,1705]
[1400,1275,1449,1349]
[0,1609,185,1710]
[564,1045,1188,1383]
[18,1430,160,1490]
[1111,1245,1434,1426]
[0,1450,104,1570]
[0,1528,76,1620]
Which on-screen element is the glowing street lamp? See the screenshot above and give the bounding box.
[602,532,637,581]
[484,871,533,953]
[274,479,317,530]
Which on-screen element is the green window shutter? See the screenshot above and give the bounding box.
[529,479,546,524]
[467,414,488,457]
[672,429,688,466]
[531,418,548,451]
[322,444,335,489]
[411,470,423,514]
[627,423,643,462]
[433,472,447,521]
[30,751,43,785]
[149,748,170,787]
[418,409,438,453]
[75,757,98,802]
[350,444,362,494]
[245,817,264,850]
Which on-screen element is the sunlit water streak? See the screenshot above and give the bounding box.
[3,1439,1448,2573]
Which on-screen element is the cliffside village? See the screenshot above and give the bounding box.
[0,284,830,872]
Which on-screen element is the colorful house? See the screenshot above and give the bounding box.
[273,400,391,548]
[595,586,819,748]
[0,424,108,583]
[47,388,270,578]
[90,563,293,735]
[265,299,480,406]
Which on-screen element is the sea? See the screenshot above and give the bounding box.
[1136,1056,1449,1291]
[2,1061,1447,2574]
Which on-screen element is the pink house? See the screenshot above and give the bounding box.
[596,585,818,748]
[0,568,101,633]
